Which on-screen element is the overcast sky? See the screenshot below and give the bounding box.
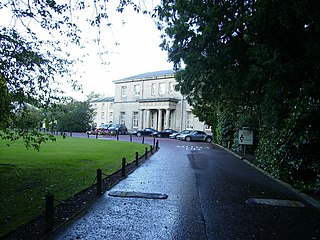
[69,2,173,100]
[2,0,173,100]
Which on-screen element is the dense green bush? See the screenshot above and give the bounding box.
[157,0,320,195]
[211,93,320,194]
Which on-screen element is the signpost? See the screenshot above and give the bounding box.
[238,129,253,156]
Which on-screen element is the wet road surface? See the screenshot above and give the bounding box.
[48,136,320,239]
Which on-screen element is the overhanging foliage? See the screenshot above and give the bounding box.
[0,0,140,149]
[156,0,320,194]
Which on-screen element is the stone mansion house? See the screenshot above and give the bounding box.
[90,70,210,133]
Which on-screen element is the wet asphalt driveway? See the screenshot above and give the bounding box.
[48,137,320,240]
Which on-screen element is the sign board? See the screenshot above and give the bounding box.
[238,130,253,145]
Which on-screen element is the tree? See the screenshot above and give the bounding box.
[0,0,140,148]
[86,92,103,101]
[158,2,252,106]
[55,100,94,132]
[156,0,320,193]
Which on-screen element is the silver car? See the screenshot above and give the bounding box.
[177,130,212,143]
[169,129,192,139]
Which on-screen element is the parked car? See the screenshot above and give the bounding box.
[97,123,112,132]
[87,123,111,134]
[132,128,158,137]
[176,130,212,143]
[169,129,193,139]
[150,129,178,138]
[108,124,128,135]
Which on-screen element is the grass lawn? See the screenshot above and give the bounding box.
[0,136,148,237]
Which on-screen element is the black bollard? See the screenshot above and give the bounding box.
[130,134,132,142]
[96,133,98,139]
[122,158,126,177]
[156,140,159,150]
[150,145,153,153]
[96,169,102,196]
[117,132,119,141]
[145,147,148,160]
[142,136,145,144]
[45,194,54,233]
[87,132,90,138]
[153,137,156,146]
[135,152,139,166]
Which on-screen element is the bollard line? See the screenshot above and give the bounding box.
[45,194,54,233]
[96,169,102,196]
[122,158,126,177]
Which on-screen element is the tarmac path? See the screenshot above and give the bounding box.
[48,136,320,240]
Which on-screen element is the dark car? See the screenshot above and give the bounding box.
[169,129,193,139]
[133,128,158,137]
[108,124,128,135]
[176,130,212,143]
[150,129,178,138]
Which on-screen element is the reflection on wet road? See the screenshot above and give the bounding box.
[48,137,320,240]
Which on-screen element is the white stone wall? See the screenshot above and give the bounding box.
[112,72,211,133]
[90,99,114,127]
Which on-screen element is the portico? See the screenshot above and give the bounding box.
[112,70,209,133]
[138,98,178,131]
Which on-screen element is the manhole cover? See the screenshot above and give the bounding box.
[108,191,168,199]
[246,198,305,208]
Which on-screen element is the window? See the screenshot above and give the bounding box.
[186,111,193,129]
[109,103,113,109]
[101,112,105,118]
[151,83,156,96]
[109,112,113,119]
[159,82,165,95]
[120,112,125,125]
[134,85,141,96]
[169,82,174,94]
[121,86,127,98]
[133,111,139,128]
[102,103,105,108]
[151,112,156,128]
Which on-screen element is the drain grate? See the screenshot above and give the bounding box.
[246,198,305,208]
[108,191,168,199]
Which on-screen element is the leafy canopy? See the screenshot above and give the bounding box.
[156,0,320,193]
[0,0,144,148]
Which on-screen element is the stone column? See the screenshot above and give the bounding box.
[165,109,170,129]
[139,109,144,129]
[171,110,176,130]
[158,109,163,131]
[146,109,150,128]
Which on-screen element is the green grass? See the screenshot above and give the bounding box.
[0,136,148,237]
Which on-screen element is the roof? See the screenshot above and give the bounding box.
[113,70,175,83]
[138,98,179,103]
[90,96,114,103]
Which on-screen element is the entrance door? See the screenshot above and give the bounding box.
[151,111,156,129]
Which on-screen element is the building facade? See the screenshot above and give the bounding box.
[90,96,114,128]
[112,70,210,132]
